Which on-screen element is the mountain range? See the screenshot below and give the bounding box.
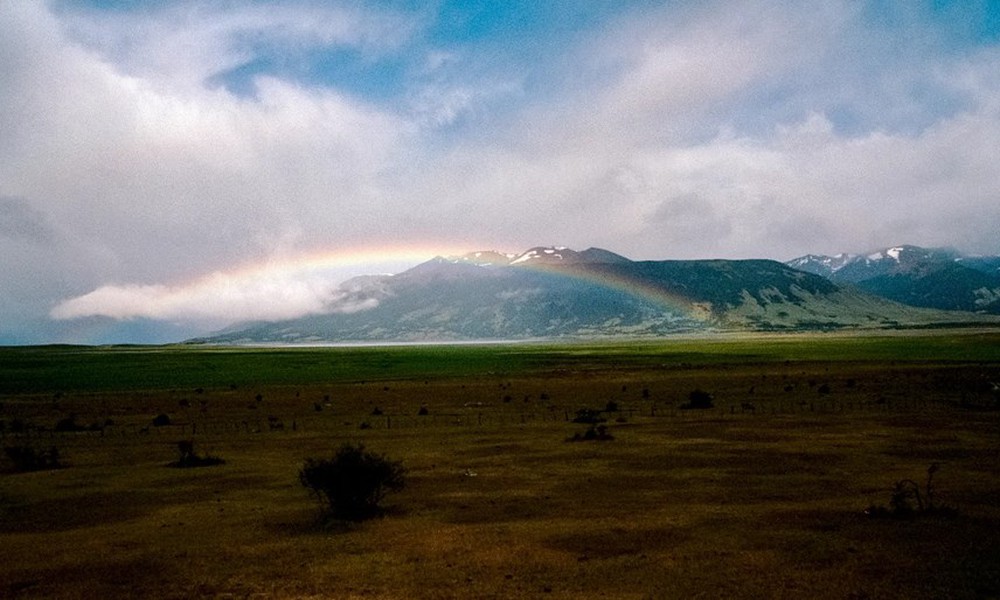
[193,244,1000,344]
[786,245,1000,314]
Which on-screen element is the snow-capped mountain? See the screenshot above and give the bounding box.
[444,246,632,267]
[785,253,856,277]
[786,245,963,281]
[445,250,517,267]
[192,246,996,344]
[786,245,1000,313]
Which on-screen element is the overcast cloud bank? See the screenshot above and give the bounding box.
[1,1,998,343]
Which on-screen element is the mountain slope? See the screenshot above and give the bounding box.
[786,245,1000,314]
[194,246,996,344]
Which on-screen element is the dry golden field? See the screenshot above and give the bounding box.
[2,333,999,599]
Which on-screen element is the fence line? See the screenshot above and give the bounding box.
[0,396,946,444]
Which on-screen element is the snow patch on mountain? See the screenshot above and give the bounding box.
[786,253,856,276]
[511,246,569,265]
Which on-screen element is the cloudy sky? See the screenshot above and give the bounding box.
[1,1,999,344]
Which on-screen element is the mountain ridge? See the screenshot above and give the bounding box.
[786,244,1000,314]
[191,245,1000,344]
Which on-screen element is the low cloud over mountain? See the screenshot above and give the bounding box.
[195,246,997,344]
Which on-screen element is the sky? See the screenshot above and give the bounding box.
[1,0,999,344]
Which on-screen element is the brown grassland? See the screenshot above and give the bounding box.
[2,331,1000,599]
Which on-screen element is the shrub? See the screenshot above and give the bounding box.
[299,444,406,521]
[54,413,86,432]
[3,445,64,472]
[169,440,225,468]
[680,389,714,410]
[152,413,171,427]
[572,408,606,424]
[568,424,614,442]
[865,463,957,519]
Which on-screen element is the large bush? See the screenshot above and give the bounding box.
[299,444,406,521]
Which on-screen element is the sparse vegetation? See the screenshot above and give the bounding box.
[1,333,999,598]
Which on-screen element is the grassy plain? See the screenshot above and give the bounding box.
[2,330,1000,598]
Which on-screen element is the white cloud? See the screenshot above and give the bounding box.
[50,265,384,324]
[0,1,413,284]
[2,1,1000,342]
[52,2,418,93]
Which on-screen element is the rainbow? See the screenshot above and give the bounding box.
[51,242,713,338]
[510,261,708,321]
[217,242,477,281]
[50,242,475,325]
[227,244,709,321]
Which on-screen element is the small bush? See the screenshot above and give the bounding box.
[152,413,171,427]
[168,440,225,468]
[568,424,614,442]
[572,408,606,424]
[680,389,714,410]
[54,414,86,432]
[866,463,957,520]
[300,444,406,521]
[4,445,64,472]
